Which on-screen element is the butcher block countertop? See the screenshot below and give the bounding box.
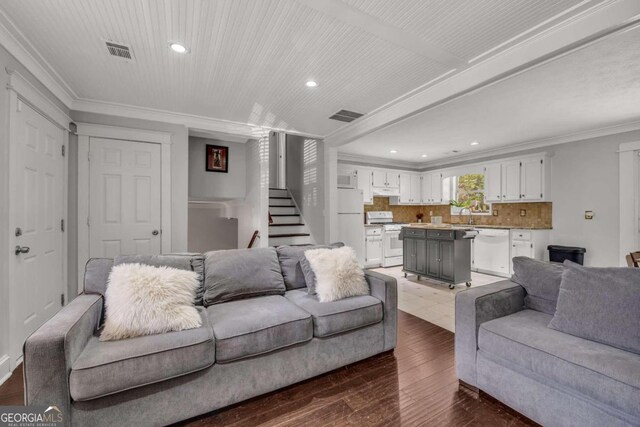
[404,223,552,230]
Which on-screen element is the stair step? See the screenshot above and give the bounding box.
[269,188,290,198]
[269,196,291,199]
[271,214,300,217]
[270,206,298,215]
[269,233,311,238]
[269,223,305,226]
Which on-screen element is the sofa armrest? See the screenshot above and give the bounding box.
[455,280,524,386]
[365,270,398,352]
[23,294,103,419]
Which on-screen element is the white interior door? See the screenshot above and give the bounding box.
[9,100,65,363]
[89,137,162,258]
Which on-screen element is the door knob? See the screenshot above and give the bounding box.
[152,230,160,236]
[15,246,30,255]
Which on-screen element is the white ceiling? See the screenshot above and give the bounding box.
[0,0,607,137]
[338,24,640,164]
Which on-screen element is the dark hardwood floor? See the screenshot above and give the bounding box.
[0,311,534,426]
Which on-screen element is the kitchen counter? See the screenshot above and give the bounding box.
[364,224,383,228]
[406,223,552,230]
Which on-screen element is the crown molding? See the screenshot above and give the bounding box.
[0,9,75,107]
[418,119,640,170]
[337,152,422,171]
[324,0,640,147]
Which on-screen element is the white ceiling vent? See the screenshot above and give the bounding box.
[105,41,134,61]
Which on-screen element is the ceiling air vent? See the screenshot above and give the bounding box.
[329,109,364,123]
[105,41,134,61]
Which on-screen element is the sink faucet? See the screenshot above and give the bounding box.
[460,207,474,225]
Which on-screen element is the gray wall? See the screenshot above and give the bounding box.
[188,136,246,200]
[0,45,71,375]
[286,134,326,244]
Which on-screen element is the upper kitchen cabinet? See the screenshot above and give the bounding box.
[484,163,502,202]
[356,168,373,204]
[501,160,522,201]
[520,157,545,201]
[483,154,547,203]
[395,173,421,204]
[420,172,444,204]
[372,170,399,189]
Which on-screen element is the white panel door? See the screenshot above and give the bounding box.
[89,138,162,258]
[501,161,521,201]
[521,157,544,201]
[356,168,373,204]
[484,163,502,202]
[9,100,65,363]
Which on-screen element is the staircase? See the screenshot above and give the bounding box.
[268,188,312,246]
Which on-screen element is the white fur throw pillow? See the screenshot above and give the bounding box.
[303,246,369,302]
[101,263,202,341]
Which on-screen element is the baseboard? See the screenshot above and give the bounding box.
[0,354,11,387]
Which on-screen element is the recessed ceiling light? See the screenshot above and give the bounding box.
[389,150,397,154]
[421,154,428,158]
[169,42,189,53]
[470,141,479,146]
[305,80,318,87]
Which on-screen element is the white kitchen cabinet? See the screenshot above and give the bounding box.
[484,163,502,202]
[372,170,399,188]
[521,157,544,201]
[501,160,521,201]
[356,168,373,204]
[365,227,383,267]
[395,173,422,204]
[430,172,443,204]
[510,229,549,274]
[421,173,432,203]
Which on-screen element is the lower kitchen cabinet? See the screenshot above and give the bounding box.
[402,228,472,288]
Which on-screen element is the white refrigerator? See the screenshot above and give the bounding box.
[337,188,365,265]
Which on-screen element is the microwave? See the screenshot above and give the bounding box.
[337,172,357,189]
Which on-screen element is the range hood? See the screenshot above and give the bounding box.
[372,187,400,197]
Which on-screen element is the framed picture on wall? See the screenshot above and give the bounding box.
[206,144,228,173]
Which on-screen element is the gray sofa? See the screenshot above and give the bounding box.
[23,250,397,426]
[456,280,640,427]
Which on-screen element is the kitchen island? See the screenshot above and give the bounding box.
[399,224,477,289]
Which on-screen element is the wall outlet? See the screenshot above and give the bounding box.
[492,209,498,216]
[520,209,526,217]
[585,211,594,220]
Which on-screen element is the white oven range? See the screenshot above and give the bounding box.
[366,211,405,267]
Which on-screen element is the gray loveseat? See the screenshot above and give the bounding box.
[23,248,397,426]
[456,280,640,427]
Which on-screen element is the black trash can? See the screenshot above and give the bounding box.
[548,245,586,265]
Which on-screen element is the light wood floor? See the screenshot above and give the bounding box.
[0,311,534,426]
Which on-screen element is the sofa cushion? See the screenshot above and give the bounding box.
[114,253,205,305]
[549,261,640,355]
[276,243,344,291]
[203,248,285,305]
[206,295,312,362]
[479,309,640,419]
[69,308,214,401]
[285,289,382,337]
[511,257,563,314]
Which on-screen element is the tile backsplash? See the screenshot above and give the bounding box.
[363,197,552,229]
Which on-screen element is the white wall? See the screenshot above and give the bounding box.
[70,111,190,256]
[0,45,71,379]
[239,138,270,248]
[286,134,325,244]
[188,136,246,200]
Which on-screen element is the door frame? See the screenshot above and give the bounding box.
[76,123,172,294]
[619,140,640,266]
[6,68,71,370]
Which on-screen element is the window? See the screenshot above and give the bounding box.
[447,173,491,214]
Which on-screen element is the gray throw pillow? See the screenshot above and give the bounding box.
[511,257,564,314]
[276,245,316,290]
[114,253,205,305]
[548,261,640,355]
[203,248,285,306]
[301,242,344,295]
